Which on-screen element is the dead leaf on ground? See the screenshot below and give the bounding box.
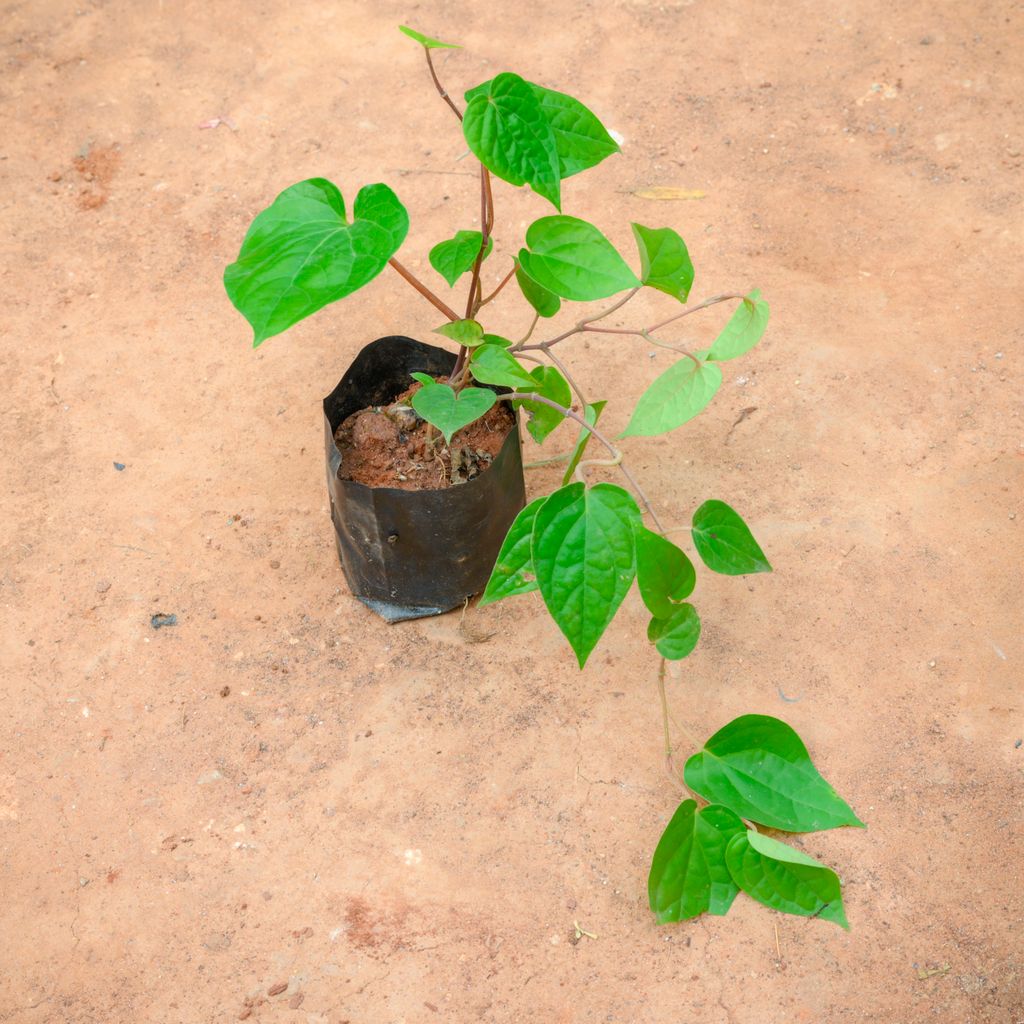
[630,187,707,201]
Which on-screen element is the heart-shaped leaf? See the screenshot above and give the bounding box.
[647,603,701,660]
[470,345,537,389]
[518,215,640,300]
[463,72,561,209]
[224,179,408,347]
[429,230,493,287]
[634,527,696,617]
[515,365,571,444]
[725,830,849,929]
[684,715,865,832]
[516,263,561,318]
[411,382,496,444]
[649,801,746,923]
[434,318,485,347]
[398,25,460,49]
[706,290,770,361]
[532,482,641,666]
[691,500,771,575]
[479,496,545,605]
[631,223,694,302]
[561,400,607,486]
[621,356,722,437]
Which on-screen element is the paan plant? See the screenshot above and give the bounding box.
[223,25,864,929]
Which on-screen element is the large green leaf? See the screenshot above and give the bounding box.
[684,715,865,832]
[516,263,561,318]
[706,290,770,361]
[532,482,641,666]
[479,497,545,605]
[224,179,408,346]
[398,24,460,49]
[621,357,722,437]
[469,345,537,389]
[410,381,496,444]
[518,216,640,300]
[634,527,696,617]
[647,603,701,660]
[725,831,849,929]
[561,400,607,486]
[463,72,561,209]
[429,231,493,288]
[466,77,619,179]
[648,801,746,923]
[515,365,571,444]
[631,223,694,302]
[691,499,771,575]
[433,318,485,348]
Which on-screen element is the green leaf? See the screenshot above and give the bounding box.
[634,527,696,617]
[429,231,493,287]
[648,801,746,923]
[479,497,545,605]
[647,603,701,660]
[410,382,496,444]
[224,179,408,347]
[398,25,460,49]
[518,216,640,301]
[515,365,571,444]
[466,77,619,179]
[532,482,642,667]
[691,499,771,575]
[483,333,513,348]
[561,400,607,486]
[631,223,694,302]
[725,830,849,929]
[516,263,561,318]
[463,72,561,209]
[470,345,537,389]
[706,291,770,361]
[433,318,485,347]
[684,715,865,832]
[410,372,435,386]
[621,356,722,437]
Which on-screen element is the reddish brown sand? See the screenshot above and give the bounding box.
[2,2,1022,1022]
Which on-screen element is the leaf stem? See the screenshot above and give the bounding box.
[514,287,640,352]
[424,48,463,121]
[477,261,516,309]
[645,292,747,333]
[388,258,459,321]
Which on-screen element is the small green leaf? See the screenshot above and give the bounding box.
[621,357,722,437]
[725,831,849,929]
[479,497,545,605]
[515,365,571,444]
[410,382,496,444]
[648,801,746,923]
[631,223,694,302]
[398,25,461,49]
[647,603,701,660]
[518,216,640,301]
[429,231,493,287]
[561,400,607,486]
[224,179,408,347]
[532,482,642,666]
[684,715,865,832]
[691,499,771,575]
[483,333,513,348]
[465,77,619,179]
[470,345,537,389]
[634,527,696,617]
[433,318,485,347]
[706,291,770,361]
[463,72,561,209]
[516,263,561,318]
[410,372,435,387]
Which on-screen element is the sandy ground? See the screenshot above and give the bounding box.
[2,0,1022,1021]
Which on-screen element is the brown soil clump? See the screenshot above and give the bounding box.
[334,379,516,491]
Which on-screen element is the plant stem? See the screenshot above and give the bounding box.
[478,262,516,309]
[388,258,459,321]
[645,292,747,333]
[514,287,640,352]
[453,166,494,379]
[424,48,462,121]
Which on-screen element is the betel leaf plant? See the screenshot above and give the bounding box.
[223,25,864,928]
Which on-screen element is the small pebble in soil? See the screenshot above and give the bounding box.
[95,579,111,593]
[150,613,177,629]
[267,981,288,997]
[220,686,230,697]
[1015,739,1022,749]
[113,462,125,471]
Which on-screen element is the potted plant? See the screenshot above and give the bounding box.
[223,25,864,929]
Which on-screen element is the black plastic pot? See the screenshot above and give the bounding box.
[323,335,527,622]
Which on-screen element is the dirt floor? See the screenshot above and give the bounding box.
[1,0,1022,1021]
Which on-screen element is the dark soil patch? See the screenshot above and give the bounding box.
[334,379,516,491]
